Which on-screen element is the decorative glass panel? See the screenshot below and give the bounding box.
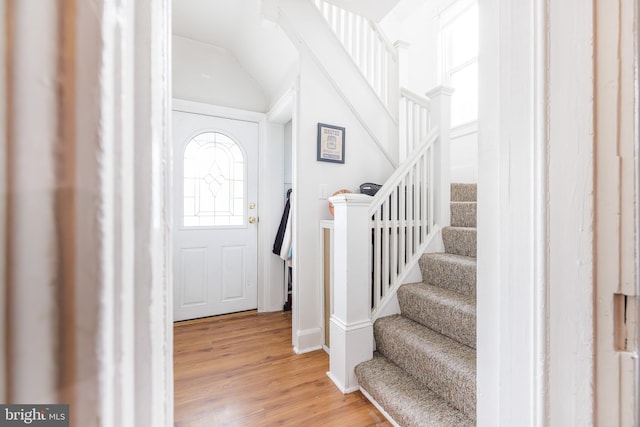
[183,132,245,227]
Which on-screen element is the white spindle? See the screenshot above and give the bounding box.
[411,163,424,251]
[374,211,381,307]
[399,177,406,273]
[312,0,398,111]
[390,187,398,285]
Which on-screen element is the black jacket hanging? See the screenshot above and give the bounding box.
[272,189,292,255]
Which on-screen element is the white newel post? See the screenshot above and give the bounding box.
[426,86,454,228]
[328,193,374,393]
[394,40,411,88]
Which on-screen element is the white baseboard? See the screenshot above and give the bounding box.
[293,327,323,354]
[326,371,359,394]
[359,388,402,427]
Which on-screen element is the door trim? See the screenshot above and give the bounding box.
[172,99,284,313]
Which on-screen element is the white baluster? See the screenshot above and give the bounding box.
[373,210,381,308]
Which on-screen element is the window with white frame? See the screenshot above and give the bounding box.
[439,0,478,128]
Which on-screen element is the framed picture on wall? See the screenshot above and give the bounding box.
[317,123,345,164]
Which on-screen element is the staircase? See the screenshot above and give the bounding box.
[355,183,477,426]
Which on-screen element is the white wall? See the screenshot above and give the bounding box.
[172,35,267,112]
[450,128,478,183]
[292,53,395,352]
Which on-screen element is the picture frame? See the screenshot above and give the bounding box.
[317,123,345,164]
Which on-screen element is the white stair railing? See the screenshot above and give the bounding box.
[328,87,452,393]
[399,88,431,161]
[370,129,437,317]
[313,0,398,113]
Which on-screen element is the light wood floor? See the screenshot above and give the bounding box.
[174,310,391,427]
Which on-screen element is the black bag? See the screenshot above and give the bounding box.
[360,182,382,196]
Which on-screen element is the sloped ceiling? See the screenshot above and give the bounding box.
[172,0,298,102]
[173,0,405,101]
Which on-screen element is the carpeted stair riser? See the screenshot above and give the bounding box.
[442,227,477,258]
[419,253,476,297]
[451,183,477,202]
[398,283,476,349]
[374,315,476,419]
[355,354,474,427]
[451,201,477,228]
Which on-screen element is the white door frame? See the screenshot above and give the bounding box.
[172,99,285,313]
[479,0,595,425]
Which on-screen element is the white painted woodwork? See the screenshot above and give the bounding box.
[4,0,636,425]
[2,0,172,425]
[327,86,451,390]
[328,194,374,393]
[479,0,597,425]
[286,33,396,353]
[595,0,640,425]
[313,0,399,114]
[399,87,431,161]
[426,86,453,230]
[172,111,259,321]
[379,0,479,184]
[369,128,440,318]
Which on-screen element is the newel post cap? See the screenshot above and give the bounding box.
[329,193,373,207]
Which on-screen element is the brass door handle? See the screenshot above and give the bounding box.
[248,216,257,224]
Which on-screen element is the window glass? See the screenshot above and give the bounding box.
[440,1,478,127]
[183,132,245,227]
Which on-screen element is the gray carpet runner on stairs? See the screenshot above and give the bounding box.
[356,183,477,426]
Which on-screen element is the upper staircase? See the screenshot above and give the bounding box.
[356,183,477,426]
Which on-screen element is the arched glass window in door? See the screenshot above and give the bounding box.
[183,132,245,227]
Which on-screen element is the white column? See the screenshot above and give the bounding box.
[425,86,454,228]
[327,193,374,393]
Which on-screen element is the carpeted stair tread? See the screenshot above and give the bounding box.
[451,201,477,228]
[356,353,474,427]
[398,283,476,348]
[442,227,477,258]
[451,183,477,202]
[419,253,476,296]
[374,315,476,419]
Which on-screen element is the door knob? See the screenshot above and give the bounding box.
[248,216,257,224]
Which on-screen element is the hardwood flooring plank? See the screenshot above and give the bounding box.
[174,311,391,427]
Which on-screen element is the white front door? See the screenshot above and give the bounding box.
[172,110,259,321]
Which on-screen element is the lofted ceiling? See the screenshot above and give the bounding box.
[172,0,299,102]
[172,0,406,103]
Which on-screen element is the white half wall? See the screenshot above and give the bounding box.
[172,35,268,112]
[451,127,478,183]
[292,53,395,352]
